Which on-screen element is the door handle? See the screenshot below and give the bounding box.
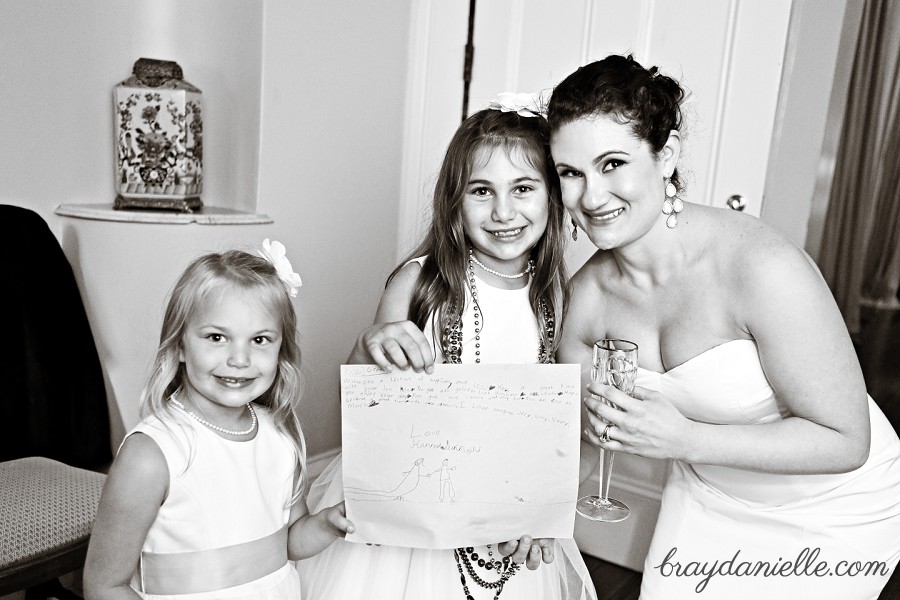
[726,195,746,211]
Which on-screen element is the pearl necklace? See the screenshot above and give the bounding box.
[469,249,533,279]
[169,397,257,436]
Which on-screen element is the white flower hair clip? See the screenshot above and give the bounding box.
[487,92,546,118]
[258,239,303,298]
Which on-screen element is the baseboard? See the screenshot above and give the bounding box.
[574,481,662,572]
[860,296,900,310]
[574,443,668,572]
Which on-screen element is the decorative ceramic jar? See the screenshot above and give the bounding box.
[113,58,203,212]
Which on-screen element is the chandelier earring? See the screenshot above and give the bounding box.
[571,218,578,241]
[662,178,683,229]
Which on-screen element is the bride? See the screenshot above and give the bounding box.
[549,53,900,599]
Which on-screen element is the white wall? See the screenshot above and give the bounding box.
[0,0,264,216]
[255,0,413,456]
[761,0,859,248]
[0,0,412,458]
[804,0,865,260]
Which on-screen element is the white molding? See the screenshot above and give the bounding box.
[804,0,861,258]
[705,0,740,206]
[579,0,594,65]
[396,0,433,261]
[55,203,272,225]
[504,0,525,92]
[636,0,654,60]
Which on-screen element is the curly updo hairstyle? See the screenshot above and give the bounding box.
[547,54,686,192]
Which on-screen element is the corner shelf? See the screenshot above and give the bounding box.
[55,203,273,225]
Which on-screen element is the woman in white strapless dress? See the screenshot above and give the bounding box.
[548,54,900,599]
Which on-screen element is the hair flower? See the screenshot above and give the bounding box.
[487,92,545,118]
[258,239,303,297]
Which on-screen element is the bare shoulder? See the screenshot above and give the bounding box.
[106,432,169,495]
[570,249,616,291]
[699,207,813,278]
[699,206,788,247]
[695,207,829,320]
[386,260,423,292]
[374,259,423,323]
[561,251,614,349]
[568,251,615,311]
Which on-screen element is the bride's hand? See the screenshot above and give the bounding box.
[351,320,435,373]
[584,384,694,461]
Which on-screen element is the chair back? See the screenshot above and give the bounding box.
[1,205,111,468]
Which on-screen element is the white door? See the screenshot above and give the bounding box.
[397,0,792,569]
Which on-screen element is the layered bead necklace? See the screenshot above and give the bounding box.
[442,250,555,365]
[169,397,258,436]
[453,545,520,600]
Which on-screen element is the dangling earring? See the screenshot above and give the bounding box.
[662,178,683,229]
[571,218,578,241]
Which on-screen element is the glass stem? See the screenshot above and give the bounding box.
[599,447,615,500]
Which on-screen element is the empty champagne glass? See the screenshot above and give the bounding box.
[576,339,638,522]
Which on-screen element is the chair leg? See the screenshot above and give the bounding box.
[25,578,82,600]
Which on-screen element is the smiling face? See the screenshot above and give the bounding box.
[178,286,282,423]
[550,114,679,250]
[461,144,550,273]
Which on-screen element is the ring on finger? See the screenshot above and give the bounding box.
[599,423,613,443]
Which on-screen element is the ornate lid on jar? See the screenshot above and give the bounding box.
[116,58,201,92]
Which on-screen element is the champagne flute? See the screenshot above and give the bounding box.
[576,339,638,522]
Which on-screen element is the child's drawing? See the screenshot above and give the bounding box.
[340,363,581,548]
[428,459,457,502]
[345,457,427,501]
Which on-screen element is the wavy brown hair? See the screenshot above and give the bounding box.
[548,54,686,192]
[390,108,568,359]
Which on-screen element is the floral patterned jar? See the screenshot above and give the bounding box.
[113,58,203,212]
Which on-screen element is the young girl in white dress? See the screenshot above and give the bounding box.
[296,98,597,600]
[85,241,354,600]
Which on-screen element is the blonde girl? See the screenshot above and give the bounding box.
[85,242,353,600]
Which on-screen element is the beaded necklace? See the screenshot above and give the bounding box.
[453,545,520,599]
[440,252,551,598]
[170,397,258,436]
[442,253,555,365]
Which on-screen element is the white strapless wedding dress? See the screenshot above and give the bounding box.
[638,339,900,599]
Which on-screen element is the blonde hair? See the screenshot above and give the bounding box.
[141,249,308,503]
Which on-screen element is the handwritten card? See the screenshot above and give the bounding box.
[340,363,581,549]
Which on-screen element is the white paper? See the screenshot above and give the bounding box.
[340,363,581,549]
